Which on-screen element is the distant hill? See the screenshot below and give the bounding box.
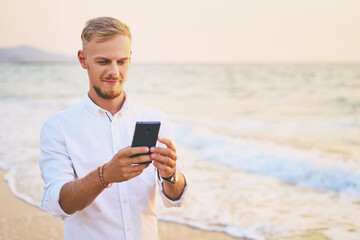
[0,46,76,62]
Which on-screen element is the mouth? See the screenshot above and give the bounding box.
[103,80,120,86]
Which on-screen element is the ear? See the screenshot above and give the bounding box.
[129,50,132,63]
[78,50,87,69]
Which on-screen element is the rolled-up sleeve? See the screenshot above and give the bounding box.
[158,167,190,208]
[157,115,191,207]
[39,116,75,220]
[41,181,71,220]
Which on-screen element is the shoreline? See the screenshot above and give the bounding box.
[0,169,242,240]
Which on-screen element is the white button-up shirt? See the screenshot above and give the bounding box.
[39,92,190,240]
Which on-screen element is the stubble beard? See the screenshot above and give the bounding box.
[92,72,125,100]
[93,83,122,100]
[88,64,125,100]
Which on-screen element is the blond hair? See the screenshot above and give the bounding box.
[81,17,132,48]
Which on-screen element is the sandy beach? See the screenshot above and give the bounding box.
[0,170,241,240]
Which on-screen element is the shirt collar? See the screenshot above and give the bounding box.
[83,90,130,118]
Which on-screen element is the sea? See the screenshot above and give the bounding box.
[0,63,359,240]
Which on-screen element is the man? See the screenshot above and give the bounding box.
[39,17,189,240]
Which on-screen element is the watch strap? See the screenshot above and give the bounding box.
[158,168,178,184]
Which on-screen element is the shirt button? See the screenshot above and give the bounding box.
[123,199,127,204]
[126,227,131,232]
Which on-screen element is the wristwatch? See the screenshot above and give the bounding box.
[159,168,179,184]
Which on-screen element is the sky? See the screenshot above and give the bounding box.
[0,0,360,63]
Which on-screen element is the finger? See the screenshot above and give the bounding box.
[114,146,131,158]
[125,170,144,180]
[125,146,150,157]
[130,154,152,165]
[154,162,173,177]
[150,147,177,161]
[157,137,176,153]
[118,162,148,173]
[151,153,176,168]
[117,163,148,178]
[128,163,150,173]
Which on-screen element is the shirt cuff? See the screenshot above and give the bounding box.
[41,181,72,220]
[158,168,190,208]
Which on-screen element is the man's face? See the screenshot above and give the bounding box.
[79,35,132,100]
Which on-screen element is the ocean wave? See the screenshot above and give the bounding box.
[172,118,360,196]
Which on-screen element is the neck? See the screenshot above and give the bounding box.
[88,91,125,116]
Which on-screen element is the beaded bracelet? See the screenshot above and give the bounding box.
[98,164,112,188]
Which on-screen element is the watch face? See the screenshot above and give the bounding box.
[163,173,175,184]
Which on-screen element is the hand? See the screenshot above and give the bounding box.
[150,137,177,178]
[103,146,152,184]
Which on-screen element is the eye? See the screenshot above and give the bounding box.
[97,60,109,65]
[117,60,125,65]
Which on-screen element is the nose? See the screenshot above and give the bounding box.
[108,61,120,78]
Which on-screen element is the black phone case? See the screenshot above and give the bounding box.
[131,121,161,164]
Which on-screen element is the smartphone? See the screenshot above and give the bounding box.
[130,121,161,164]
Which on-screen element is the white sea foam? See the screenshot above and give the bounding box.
[171,117,360,196]
[157,146,360,239]
[0,99,66,208]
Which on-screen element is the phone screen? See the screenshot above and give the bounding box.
[131,121,161,163]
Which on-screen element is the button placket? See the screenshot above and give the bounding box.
[118,183,134,240]
[114,117,134,240]
[111,117,118,154]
